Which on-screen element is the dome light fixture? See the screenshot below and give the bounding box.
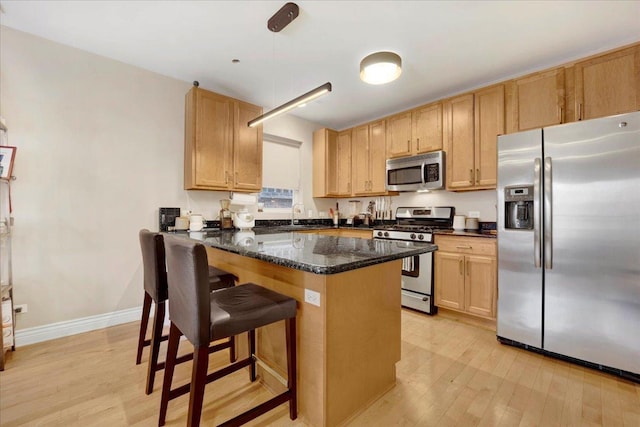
[360,51,402,85]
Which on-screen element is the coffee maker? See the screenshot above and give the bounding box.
[504,185,534,230]
[159,207,181,232]
[219,199,233,230]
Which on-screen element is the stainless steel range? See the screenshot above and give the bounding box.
[373,206,455,314]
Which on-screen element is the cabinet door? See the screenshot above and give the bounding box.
[186,88,233,190]
[413,102,443,153]
[575,45,640,121]
[445,94,475,189]
[513,68,565,131]
[368,120,387,193]
[351,125,370,195]
[435,252,465,311]
[386,112,412,158]
[337,130,352,195]
[474,85,503,188]
[325,130,339,196]
[233,101,263,191]
[464,255,496,319]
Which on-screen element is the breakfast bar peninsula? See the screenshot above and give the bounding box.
[170,228,436,427]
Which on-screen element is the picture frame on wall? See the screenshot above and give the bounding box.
[0,146,17,180]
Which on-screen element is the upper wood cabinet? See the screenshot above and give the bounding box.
[352,120,388,195]
[413,102,443,153]
[444,84,504,191]
[336,130,352,196]
[184,87,262,192]
[386,111,412,158]
[313,128,336,197]
[573,44,640,121]
[313,128,352,197]
[506,68,565,133]
[386,102,443,158]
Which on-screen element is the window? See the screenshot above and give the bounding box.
[259,134,302,210]
[258,187,294,209]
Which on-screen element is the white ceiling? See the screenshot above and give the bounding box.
[1,1,639,130]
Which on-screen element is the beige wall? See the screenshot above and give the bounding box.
[0,26,328,330]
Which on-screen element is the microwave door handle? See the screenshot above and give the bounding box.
[421,162,426,185]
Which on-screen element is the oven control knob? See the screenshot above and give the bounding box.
[418,234,424,240]
[377,231,383,237]
[384,232,389,237]
[410,233,416,240]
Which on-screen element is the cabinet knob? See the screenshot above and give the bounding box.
[469,169,473,183]
[459,259,464,275]
[476,169,480,184]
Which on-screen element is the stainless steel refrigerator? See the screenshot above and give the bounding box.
[497,111,640,379]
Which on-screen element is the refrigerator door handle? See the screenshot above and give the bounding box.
[544,157,553,269]
[534,158,542,268]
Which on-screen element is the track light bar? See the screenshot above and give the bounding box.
[248,82,332,128]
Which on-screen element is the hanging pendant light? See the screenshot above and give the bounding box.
[248,82,332,127]
[360,51,402,85]
[247,3,333,127]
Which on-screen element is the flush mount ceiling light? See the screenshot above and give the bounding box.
[248,82,332,127]
[360,51,402,85]
[248,3,333,127]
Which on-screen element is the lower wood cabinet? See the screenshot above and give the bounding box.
[434,235,497,319]
[299,228,373,239]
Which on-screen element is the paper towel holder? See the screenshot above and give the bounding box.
[229,192,257,205]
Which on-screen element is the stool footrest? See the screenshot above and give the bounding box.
[217,390,294,427]
[167,356,254,401]
[143,334,168,347]
[154,338,233,372]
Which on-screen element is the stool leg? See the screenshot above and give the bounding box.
[136,292,152,365]
[286,317,297,420]
[248,329,256,382]
[159,322,181,426]
[229,335,236,363]
[145,300,165,395]
[188,346,210,427]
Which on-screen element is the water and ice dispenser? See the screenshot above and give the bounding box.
[504,185,534,230]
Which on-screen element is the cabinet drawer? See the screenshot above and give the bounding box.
[434,235,496,256]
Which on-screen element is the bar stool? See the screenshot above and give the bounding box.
[159,236,297,427]
[137,229,238,395]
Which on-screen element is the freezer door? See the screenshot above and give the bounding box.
[543,111,640,375]
[497,129,543,348]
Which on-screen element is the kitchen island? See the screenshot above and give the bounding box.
[169,229,436,427]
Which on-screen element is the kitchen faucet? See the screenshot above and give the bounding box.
[291,203,304,225]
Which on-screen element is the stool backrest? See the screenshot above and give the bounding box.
[139,229,168,303]
[163,236,212,346]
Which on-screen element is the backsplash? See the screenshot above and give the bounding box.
[352,189,498,222]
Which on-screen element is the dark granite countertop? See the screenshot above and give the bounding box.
[167,229,436,275]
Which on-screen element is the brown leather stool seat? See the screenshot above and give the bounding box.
[136,230,238,395]
[159,236,297,427]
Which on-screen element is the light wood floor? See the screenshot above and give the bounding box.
[1,309,638,426]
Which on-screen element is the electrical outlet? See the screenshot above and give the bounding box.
[14,304,27,314]
[304,289,321,307]
[468,211,481,218]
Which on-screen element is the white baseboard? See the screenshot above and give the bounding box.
[14,306,143,347]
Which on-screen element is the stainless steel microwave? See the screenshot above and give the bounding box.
[386,151,445,191]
